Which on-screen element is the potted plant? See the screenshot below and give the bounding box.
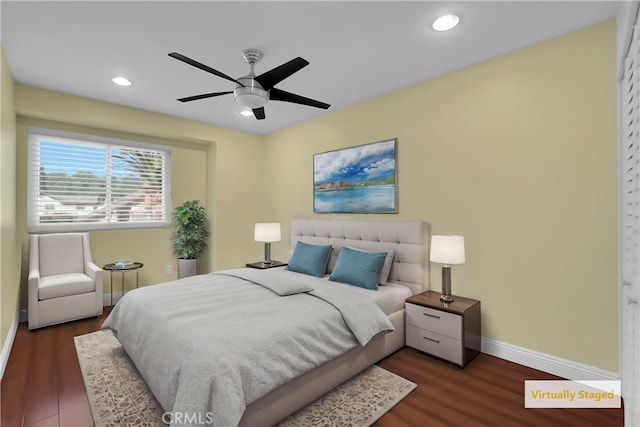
[171,200,208,278]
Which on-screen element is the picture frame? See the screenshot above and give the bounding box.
[313,138,397,213]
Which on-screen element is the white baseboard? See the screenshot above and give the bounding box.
[482,337,619,381]
[1,311,20,379]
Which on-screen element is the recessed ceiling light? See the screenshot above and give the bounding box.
[239,109,254,117]
[432,14,459,32]
[112,76,132,86]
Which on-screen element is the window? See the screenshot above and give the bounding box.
[28,128,171,232]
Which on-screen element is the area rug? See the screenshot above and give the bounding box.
[75,330,416,427]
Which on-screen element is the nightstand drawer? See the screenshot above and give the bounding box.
[405,302,462,339]
[406,325,463,365]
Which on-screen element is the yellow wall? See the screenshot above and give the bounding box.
[0,48,18,348]
[264,21,618,371]
[13,85,265,302]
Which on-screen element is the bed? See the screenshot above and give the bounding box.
[102,218,428,426]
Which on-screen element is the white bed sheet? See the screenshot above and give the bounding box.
[366,282,414,314]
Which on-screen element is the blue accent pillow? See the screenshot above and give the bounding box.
[346,245,395,285]
[286,241,332,277]
[329,247,387,290]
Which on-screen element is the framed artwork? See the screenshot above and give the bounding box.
[313,138,397,213]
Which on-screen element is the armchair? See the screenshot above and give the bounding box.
[28,232,103,329]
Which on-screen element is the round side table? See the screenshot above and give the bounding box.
[102,262,143,306]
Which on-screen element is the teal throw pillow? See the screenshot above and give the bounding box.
[286,241,332,277]
[329,246,387,290]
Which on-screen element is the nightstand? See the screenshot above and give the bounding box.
[405,290,481,367]
[245,261,288,269]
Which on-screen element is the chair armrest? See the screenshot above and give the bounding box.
[86,262,101,280]
[28,267,40,294]
[86,262,104,293]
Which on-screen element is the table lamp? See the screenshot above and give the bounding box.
[430,235,466,303]
[254,223,281,264]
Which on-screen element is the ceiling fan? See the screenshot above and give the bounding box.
[169,49,331,120]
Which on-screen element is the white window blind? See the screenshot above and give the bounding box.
[621,22,640,427]
[28,128,171,232]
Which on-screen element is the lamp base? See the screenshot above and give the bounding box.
[263,242,273,264]
[440,293,454,303]
[440,265,454,303]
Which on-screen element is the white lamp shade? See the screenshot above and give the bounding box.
[254,223,281,242]
[430,235,465,265]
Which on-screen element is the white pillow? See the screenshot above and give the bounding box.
[345,246,395,285]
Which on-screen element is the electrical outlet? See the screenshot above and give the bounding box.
[165,265,173,275]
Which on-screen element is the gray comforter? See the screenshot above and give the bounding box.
[101,267,393,427]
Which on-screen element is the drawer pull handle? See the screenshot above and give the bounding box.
[423,336,440,344]
[423,313,440,319]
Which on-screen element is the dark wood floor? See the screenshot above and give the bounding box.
[376,350,623,427]
[1,308,624,427]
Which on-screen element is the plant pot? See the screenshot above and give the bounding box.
[178,258,197,279]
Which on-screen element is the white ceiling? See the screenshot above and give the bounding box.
[1,1,621,135]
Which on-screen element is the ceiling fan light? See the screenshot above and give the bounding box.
[234,78,268,109]
[432,14,459,31]
[235,93,268,109]
[239,109,254,117]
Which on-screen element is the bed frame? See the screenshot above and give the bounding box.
[239,218,428,426]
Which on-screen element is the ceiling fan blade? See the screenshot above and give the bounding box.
[177,91,233,102]
[169,52,243,86]
[255,57,309,90]
[252,107,266,120]
[270,88,330,110]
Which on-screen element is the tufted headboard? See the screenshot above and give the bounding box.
[290,218,428,295]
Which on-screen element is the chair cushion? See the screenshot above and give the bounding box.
[38,273,95,300]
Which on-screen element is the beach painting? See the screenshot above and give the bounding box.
[314,139,397,213]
